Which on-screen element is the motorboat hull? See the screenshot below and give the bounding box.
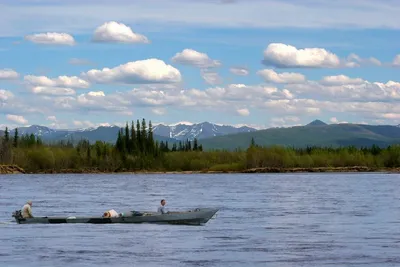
[12,208,218,225]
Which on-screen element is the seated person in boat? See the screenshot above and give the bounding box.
[157,199,168,214]
[102,209,119,218]
[22,200,33,218]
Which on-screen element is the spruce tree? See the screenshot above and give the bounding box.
[124,122,130,153]
[141,118,147,154]
[147,120,154,155]
[193,138,198,151]
[4,127,9,142]
[13,128,18,147]
[130,120,137,154]
[136,120,141,153]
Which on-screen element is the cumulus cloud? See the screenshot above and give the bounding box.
[24,32,76,45]
[257,69,306,84]
[236,108,250,116]
[229,67,249,76]
[393,55,400,67]
[152,108,166,115]
[287,78,400,102]
[346,53,382,67]
[262,43,340,68]
[82,58,182,84]
[31,86,76,96]
[92,21,149,44]
[201,70,223,85]
[24,75,90,89]
[171,49,221,68]
[0,89,14,101]
[320,75,364,86]
[0,69,19,80]
[6,114,28,124]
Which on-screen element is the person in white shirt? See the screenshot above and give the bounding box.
[22,200,33,218]
[102,209,119,218]
[157,199,167,214]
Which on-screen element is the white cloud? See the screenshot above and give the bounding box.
[24,75,90,89]
[270,116,301,127]
[6,114,28,124]
[257,69,306,84]
[393,55,400,67]
[262,43,340,68]
[24,32,76,45]
[87,91,105,97]
[330,117,348,124]
[236,108,250,116]
[346,53,382,67]
[0,69,19,80]
[287,78,400,102]
[171,49,221,68]
[31,86,76,96]
[201,70,223,85]
[46,115,57,122]
[0,89,14,101]
[229,67,249,76]
[82,58,182,84]
[152,108,166,115]
[92,21,149,44]
[320,75,364,86]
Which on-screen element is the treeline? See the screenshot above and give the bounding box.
[0,120,399,173]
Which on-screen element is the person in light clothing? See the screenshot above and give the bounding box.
[157,199,168,214]
[22,200,33,218]
[103,209,119,218]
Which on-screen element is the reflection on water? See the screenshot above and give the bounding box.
[1,172,400,266]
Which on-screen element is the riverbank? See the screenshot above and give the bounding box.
[1,165,399,174]
[0,165,26,174]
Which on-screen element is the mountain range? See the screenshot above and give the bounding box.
[1,120,399,150]
[2,122,257,144]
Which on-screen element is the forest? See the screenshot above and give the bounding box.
[0,118,399,173]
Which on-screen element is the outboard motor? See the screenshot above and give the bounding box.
[12,210,22,218]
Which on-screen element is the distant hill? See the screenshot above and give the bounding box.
[306,119,327,126]
[198,123,400,150]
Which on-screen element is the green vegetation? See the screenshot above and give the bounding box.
[0,119,399,173]
[199,123,400,151]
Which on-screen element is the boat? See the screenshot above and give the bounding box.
[11,208,218,225]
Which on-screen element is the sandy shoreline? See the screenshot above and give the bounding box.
[1,165,399,174]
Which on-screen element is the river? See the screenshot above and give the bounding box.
[1,173,400,267]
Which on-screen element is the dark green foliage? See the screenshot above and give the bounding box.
[13,128,18,147]
[0,119,399,173]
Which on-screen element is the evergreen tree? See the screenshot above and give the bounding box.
[165,141,169,152]
[130,120,137,154]
[136,120,141,153]
[116,129,124,152]
[250,137,256,147]
[124,122,130,153]
[198,144,203,151]
[4,127,9,142]
[178,141,183,151]
[13,128,18,147]
[193,138,198,151]
[147,120,154,155]
[172,143,177,152]
[141,118,147,154]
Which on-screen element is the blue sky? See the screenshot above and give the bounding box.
[0,0,399,130]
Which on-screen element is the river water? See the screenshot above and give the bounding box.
[1,173,400,267]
